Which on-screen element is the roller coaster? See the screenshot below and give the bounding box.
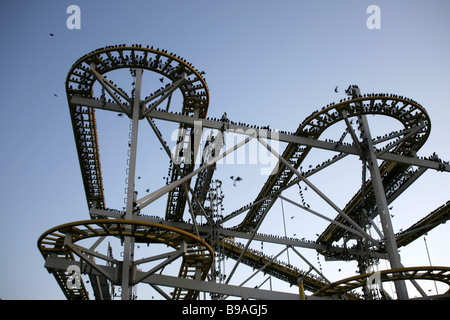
[38,44,450,300]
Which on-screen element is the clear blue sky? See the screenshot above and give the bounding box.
[0,0,449,299]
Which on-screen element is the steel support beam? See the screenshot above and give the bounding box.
[141,73,186,117]
[67,243,120,284]
[121,68,143,300]
[136,136,253,210]
[91,207,388,260]
[132,242,186,285]
[290,246,330,283]
[89,63,130,115]
[225,178,280,285]
[239,246,289,287]
[356,107,409,299]
[146,117,213,225]
[257,136,381,248]
[44,256,314,300]
[140,274,324,300]
[342,110,363,157]
[278,195,370,241]
[69,96,450,173]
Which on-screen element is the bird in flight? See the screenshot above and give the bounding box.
[230,176,242,186]
[334,86,339,93]
[49,33,54,37]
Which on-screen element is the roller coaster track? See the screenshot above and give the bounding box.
[312,266,450,299]
[226,94,449,254]
[220,240,360,300]
[230,95,432,234]
[396,201,450,247]
[39,44,449,300]
[38,220,214,300]
[43,45,212,299]
[218,93,449,294]
[191,136,218,216]
[65,45,209,218]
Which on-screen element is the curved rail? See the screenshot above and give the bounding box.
[312,266,450,299]
[38,219,214,300]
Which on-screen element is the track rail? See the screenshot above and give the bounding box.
[396,201,450,247]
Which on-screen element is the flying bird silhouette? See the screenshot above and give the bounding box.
[230,176,242,186]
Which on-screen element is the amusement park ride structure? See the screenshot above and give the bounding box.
[38,45,450,300]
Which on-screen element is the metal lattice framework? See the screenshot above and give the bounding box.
[38,219,214,300]
[312,267,450,300]
[38,44,450,300]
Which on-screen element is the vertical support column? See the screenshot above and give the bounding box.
[121,68,143,300]
[354,88,409,299]
[298,281,305,300]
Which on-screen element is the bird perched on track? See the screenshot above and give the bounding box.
[221,112,228,122]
